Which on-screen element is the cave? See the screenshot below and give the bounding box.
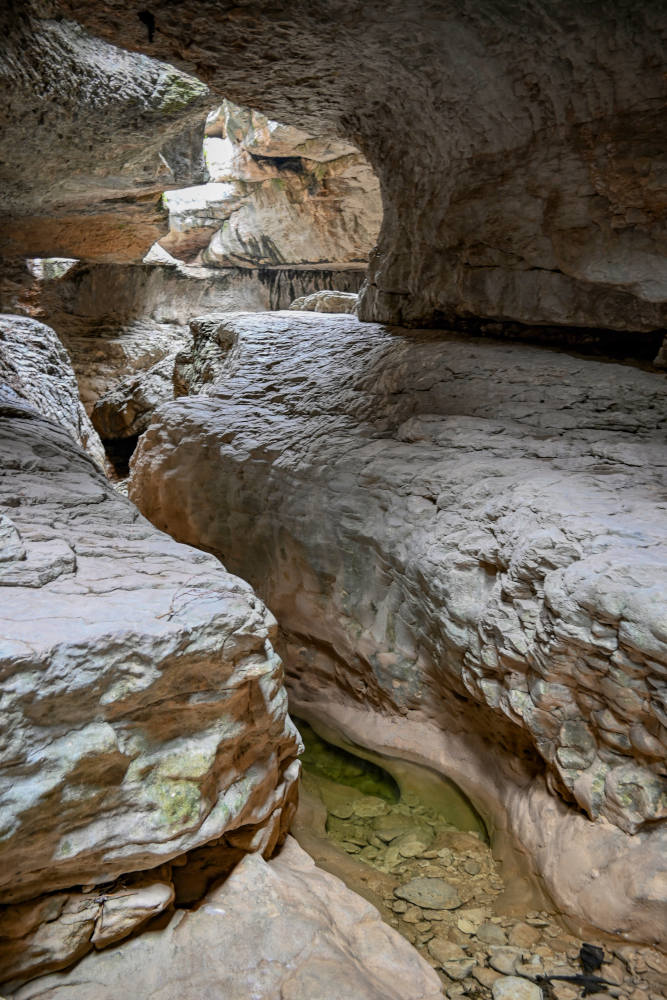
[0,2,666,998]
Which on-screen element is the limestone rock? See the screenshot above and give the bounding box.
[11,838,443,1000]
[40,0,667,335]
[289,290,359,313]
[493,977,543,1000]
[128,311,667,944]
[158,98,381,269]
[395,877,461,910]
[92,354,176,439]
[0,399,300,984]
[0,314,104,466]
[0,12,209,262]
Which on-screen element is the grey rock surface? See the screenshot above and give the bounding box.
[130,310,667,943]
[0,314,104,466]
[0,398,300,984]
[91,354,176,439]
[0,10,210,262]
[10,838,443,1000]
[42,0,667,335]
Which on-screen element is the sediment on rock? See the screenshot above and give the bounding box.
[129,310,667,946]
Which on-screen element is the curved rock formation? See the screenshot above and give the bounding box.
[0,388,300,986]
[129,311,667,945]
[158,99,381,268]
[34,0,667,338]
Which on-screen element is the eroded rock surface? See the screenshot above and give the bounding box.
[289,290,358,313]
[0,314,104,467]
[10,838,442,1000]
[0,397,300,985]
[0,9,209,262]
[44,0,667,335]
[130,311,667,943]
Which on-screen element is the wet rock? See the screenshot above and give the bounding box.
[493,976,543,1000]
[395,878,461,911]
[353,796,389,819]
[373,814,416,842]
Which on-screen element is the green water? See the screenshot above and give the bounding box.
[293,715,487,841]
[296,718,400,802]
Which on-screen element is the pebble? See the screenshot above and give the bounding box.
[473,966,502,988]
[353,796,388,818]
[488,947,522,975]
[392,899,408,913]
[463,859,481,875]
[492,975,543,1000]
[395,877,461,910]
[477,921,507,946]
[509,922,542,948]
[428,938,466,964]
[401,905,424,924]
[342,841,361,853]
[328,802,354,820]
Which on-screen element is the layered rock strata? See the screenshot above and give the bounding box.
[40,0,667,337]
[0,390,300,986]
[10,837,443,1000]
[130,311,667,944]
[0,8,209,262]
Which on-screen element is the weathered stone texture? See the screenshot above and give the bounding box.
[0,396,300,985]
[50,0,667,335]
[0,314,104,466]
[159,99,381,268]
[130,311,667,942]
[10,838,443,1000]
[0,8,209,262]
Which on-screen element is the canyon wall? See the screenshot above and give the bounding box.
[130,311,667,945]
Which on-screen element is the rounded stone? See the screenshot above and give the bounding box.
[492,976,543,1000]
[352,796,388,818]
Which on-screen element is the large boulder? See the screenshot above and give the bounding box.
[129,311,667,945]
[0,394,300,986]
[10,837,443,1000]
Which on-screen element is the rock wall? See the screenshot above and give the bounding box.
[33,0,667,338]
[129,311,667,945]
[0,7,210,262]
[0,314,104,466]
[0,385,300,986]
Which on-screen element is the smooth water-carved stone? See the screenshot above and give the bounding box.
[289,290,358,313]
[129,311,667,944]
[12,839,443,1000]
